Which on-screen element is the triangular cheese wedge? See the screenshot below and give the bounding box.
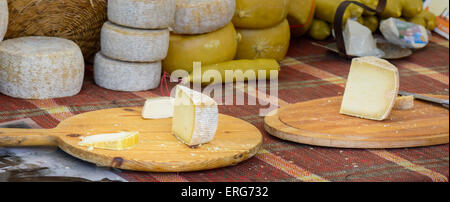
[340,56,399,121]
[172,85,218,146]
[142,97,174,119]
[78,132,139,150]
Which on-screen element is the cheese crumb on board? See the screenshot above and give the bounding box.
[172,85,218,147]
[101,21,169,62]
[0,36,84,99]
[173,0,236,34]
[78,132,139,151]
[394,95,415,110]
[142,97,175,119]
[340,56,399,121]
[0,0,7,41]
[94,52,161,92]
[108,0,175,29]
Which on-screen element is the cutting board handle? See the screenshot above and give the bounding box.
[0,128,58,147]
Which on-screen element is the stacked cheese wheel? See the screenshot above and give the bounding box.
[162,0,237,73]
[94,0,175,92]
[232,0,291,62]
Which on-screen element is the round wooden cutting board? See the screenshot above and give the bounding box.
[0,107,263,172]
[265,95,449,148]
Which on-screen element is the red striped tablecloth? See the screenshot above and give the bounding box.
[0,35,448,182]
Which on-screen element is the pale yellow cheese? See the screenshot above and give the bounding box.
[340,57,399,121]
[394,96,414,110]
[0,0,7,41]
[108,0,175,29]
[0,36,84,99]
[173,0,236,34]
[172,85,218,146]
[78,132,139,151]
[142,97,175,119]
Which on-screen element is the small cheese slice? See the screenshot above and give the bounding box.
[101,21,169,62]
[78,132,139,151]
[94,52,161,92]
[0,0,7,41]
[173,0,236,34]
[142,97,175,119]
[0,36,84,99]
[340,56,399,121]
[394,95,415,110]
[108,0,175,29]
[172,85,218,146]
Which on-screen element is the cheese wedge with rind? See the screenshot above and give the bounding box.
[172,85,218,146]
[340,56,399,121]
[78,132,139,151]
[108,0,175,29]
[0,0,7,41]
[101,21,169,62]
[142,97,175,119]
[173,0,235,34]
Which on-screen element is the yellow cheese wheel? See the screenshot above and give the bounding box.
[315,0,351,24]
[232,0,289,29]
[288,0,316,37]
[162,23,238,74]
[236,19,290,61]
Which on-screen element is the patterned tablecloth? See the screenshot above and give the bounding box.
[0,35,448,182]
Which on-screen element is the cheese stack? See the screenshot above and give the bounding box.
[94,0,175,92]
[163,0,237,73]
[232,0,291,62]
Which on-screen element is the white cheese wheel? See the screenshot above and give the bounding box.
[108,0,175,29]
[94,52,161,92]
[101,21,170,62]
[0,0,8,41]
[0,36,84,99]
[173,0,236,34]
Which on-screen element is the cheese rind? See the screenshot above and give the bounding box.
[108,0,175,29]
[0,36,84,99]
[0,0,7,41]
[142,97,175,119]
[94,52,161,92]
[236,19,290,61]
[163,23,238,73]
[78,132,139,151]
[233,0,289,29]
[172,85,218,146]
[101,21,169,62]
[394,96,415,110]
[340,56,399,121]
[173,0,236,34]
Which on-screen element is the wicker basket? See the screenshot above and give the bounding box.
[5,0,107,59]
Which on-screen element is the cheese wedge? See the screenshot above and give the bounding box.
[172,85,218,146]
[0,0,7,41]
[394,96,414,110]
[142,97,175,119]
[78,132,139,151]
[340,57,399,121]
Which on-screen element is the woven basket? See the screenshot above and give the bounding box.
[5,0,107,59]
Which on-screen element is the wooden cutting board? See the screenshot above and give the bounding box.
[265,95,449,148]
[0,107,262,172]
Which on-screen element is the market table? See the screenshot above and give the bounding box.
[0,35,448,182]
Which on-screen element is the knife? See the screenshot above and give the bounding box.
[398,91,449,109]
